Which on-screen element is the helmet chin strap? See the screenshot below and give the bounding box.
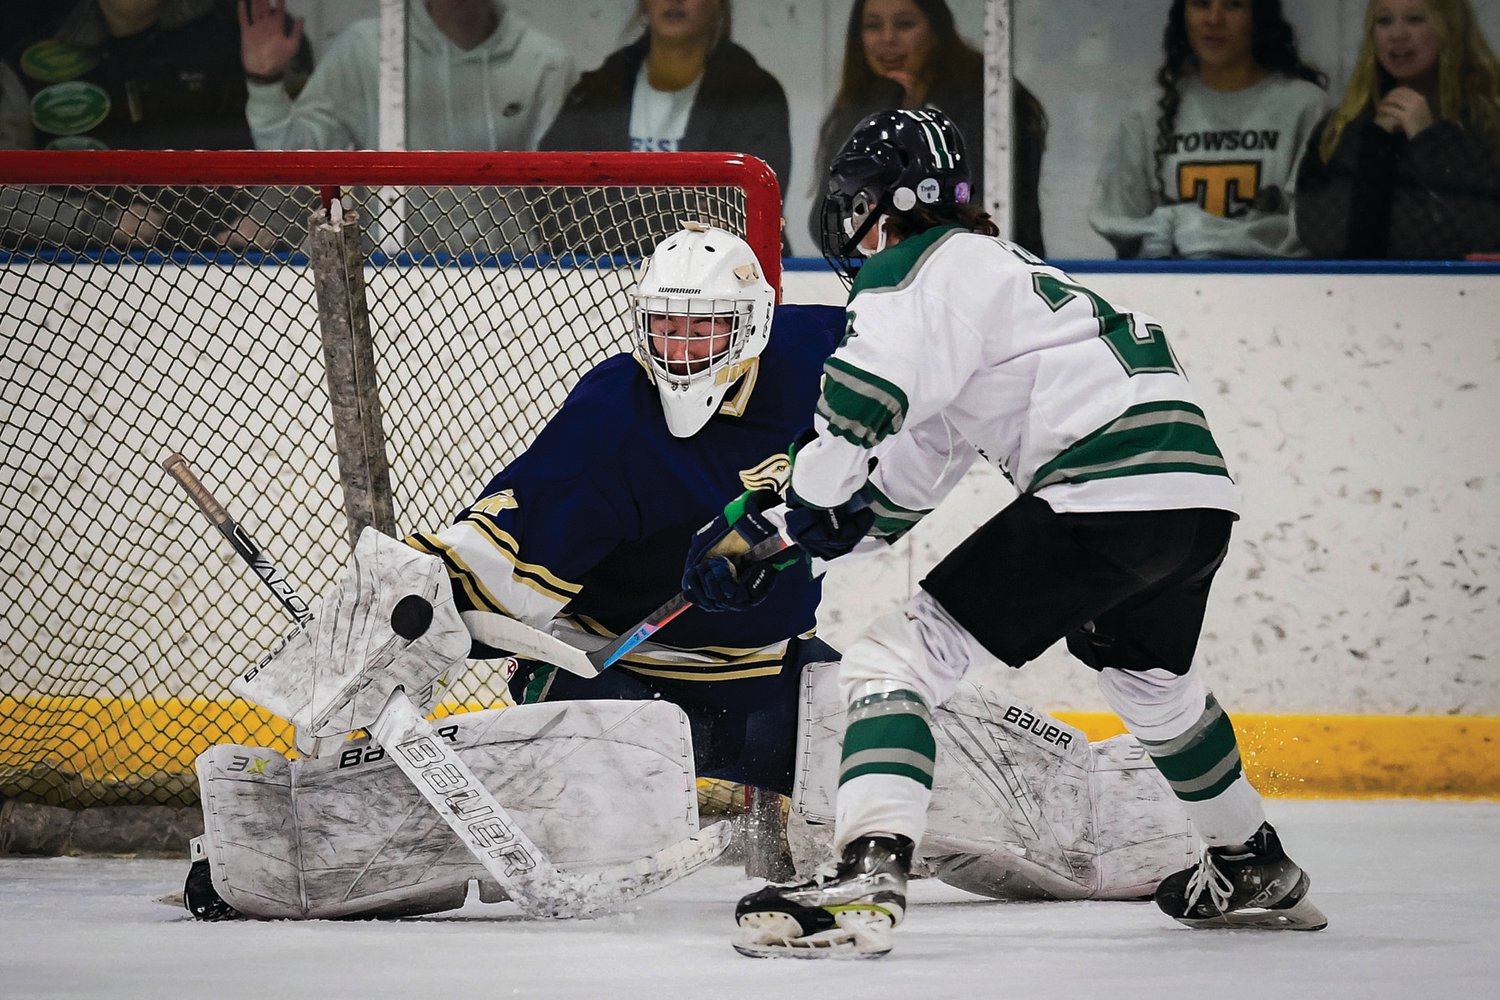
[838,191,893,261]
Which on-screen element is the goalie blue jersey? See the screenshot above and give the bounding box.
[410,304,846,684]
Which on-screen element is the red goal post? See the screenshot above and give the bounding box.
[0,150,782,819]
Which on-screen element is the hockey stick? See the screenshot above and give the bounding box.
[163,452,322,754]
[589,493,872,672]
[163,453,312,627]
[164,452,731,917]
[586,530,792,672]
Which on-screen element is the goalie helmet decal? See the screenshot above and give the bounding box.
[820,107,971,285]
[633,223,776,438]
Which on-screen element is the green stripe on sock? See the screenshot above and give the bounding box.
[839,707,936,788]
[1143,699,1246,802]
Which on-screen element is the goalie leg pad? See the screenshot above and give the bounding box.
[791,661,1191,900]
[195,699,709,919]
[231,527,471,740]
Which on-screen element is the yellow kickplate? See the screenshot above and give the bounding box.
[3,698,1497,798]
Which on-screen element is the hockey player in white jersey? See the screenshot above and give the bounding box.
[683,108,1327,958]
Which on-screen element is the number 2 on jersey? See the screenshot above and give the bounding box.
[1030,273,1181,377]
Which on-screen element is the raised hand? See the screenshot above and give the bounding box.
[1375,86,1435,139]
[238,0,304,81]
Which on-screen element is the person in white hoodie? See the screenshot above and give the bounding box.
[239,0,575,151]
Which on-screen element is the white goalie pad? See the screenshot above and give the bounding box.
[231,527,471,741]
[792,661,1195,901]
[195,699,708,919]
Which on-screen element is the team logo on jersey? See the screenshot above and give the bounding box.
[1177,161,1262,217]
[739,454,792,493]
[470,489,519,516]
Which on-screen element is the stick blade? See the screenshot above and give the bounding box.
[461,611,602,678]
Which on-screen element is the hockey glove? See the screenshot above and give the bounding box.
[781,428,877,560]
[782,490,876,560]
[682,489,801,613]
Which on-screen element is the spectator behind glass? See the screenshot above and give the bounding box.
[1294,0,1500,259]
[0,0,311,251]
[538,1,789,256]
[542,1,790,188]
[1089,0,1327,259]
[808,0,1049,256]
[241,0,574,151]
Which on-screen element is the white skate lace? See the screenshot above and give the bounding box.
[1184,850,1235,914]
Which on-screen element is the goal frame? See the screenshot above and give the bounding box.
[0,149,783,287]
[1,149,789,861]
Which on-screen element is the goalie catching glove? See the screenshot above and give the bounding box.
[682,486,874,613]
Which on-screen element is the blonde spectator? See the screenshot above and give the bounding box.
[1294,0,1500,259]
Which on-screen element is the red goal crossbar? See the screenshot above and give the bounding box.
[0,149,783,285]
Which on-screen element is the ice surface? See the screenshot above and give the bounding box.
[1,800,1496,1000]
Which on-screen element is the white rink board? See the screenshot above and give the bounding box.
[5,263,1497,716]
[785,269,1500,716]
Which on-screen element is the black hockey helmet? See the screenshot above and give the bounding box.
[820,107,972,284]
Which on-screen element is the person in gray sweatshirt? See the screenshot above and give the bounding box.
[1088,0,1327,259]
[239,0,574,152]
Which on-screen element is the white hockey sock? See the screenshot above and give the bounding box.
[1098,667,1266,847]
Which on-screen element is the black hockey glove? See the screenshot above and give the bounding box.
[781,428,877,560]
[682,489,801,613]
[782,490,876,560]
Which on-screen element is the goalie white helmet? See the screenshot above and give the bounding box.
[633,223,775,438]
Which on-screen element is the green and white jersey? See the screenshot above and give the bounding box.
[791,226,1241,534]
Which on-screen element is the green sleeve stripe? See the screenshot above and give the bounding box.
[817,356,909,448]
[1147,718,1241,784]
[1140,696,1246,799]
[1028,401,1231,491]
[723,490,752,523]
[520,664,557,704]
[865,481,930,542]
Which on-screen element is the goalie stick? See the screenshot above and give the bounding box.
[163,452,731,918]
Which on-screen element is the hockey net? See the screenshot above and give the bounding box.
[0,150,781,820]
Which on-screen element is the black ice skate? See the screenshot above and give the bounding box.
[1154,822,1326,930]
[184,858,242,922]
[733,834,913,959]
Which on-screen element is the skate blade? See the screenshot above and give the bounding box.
[733,912,893,959]
[1175,894,1328,931]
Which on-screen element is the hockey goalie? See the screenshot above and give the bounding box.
[185,531,1190,921]
[182,223,1193,921]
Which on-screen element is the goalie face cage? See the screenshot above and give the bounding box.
[0,150,781,808]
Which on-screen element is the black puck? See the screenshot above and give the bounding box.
[391,594,434,641]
